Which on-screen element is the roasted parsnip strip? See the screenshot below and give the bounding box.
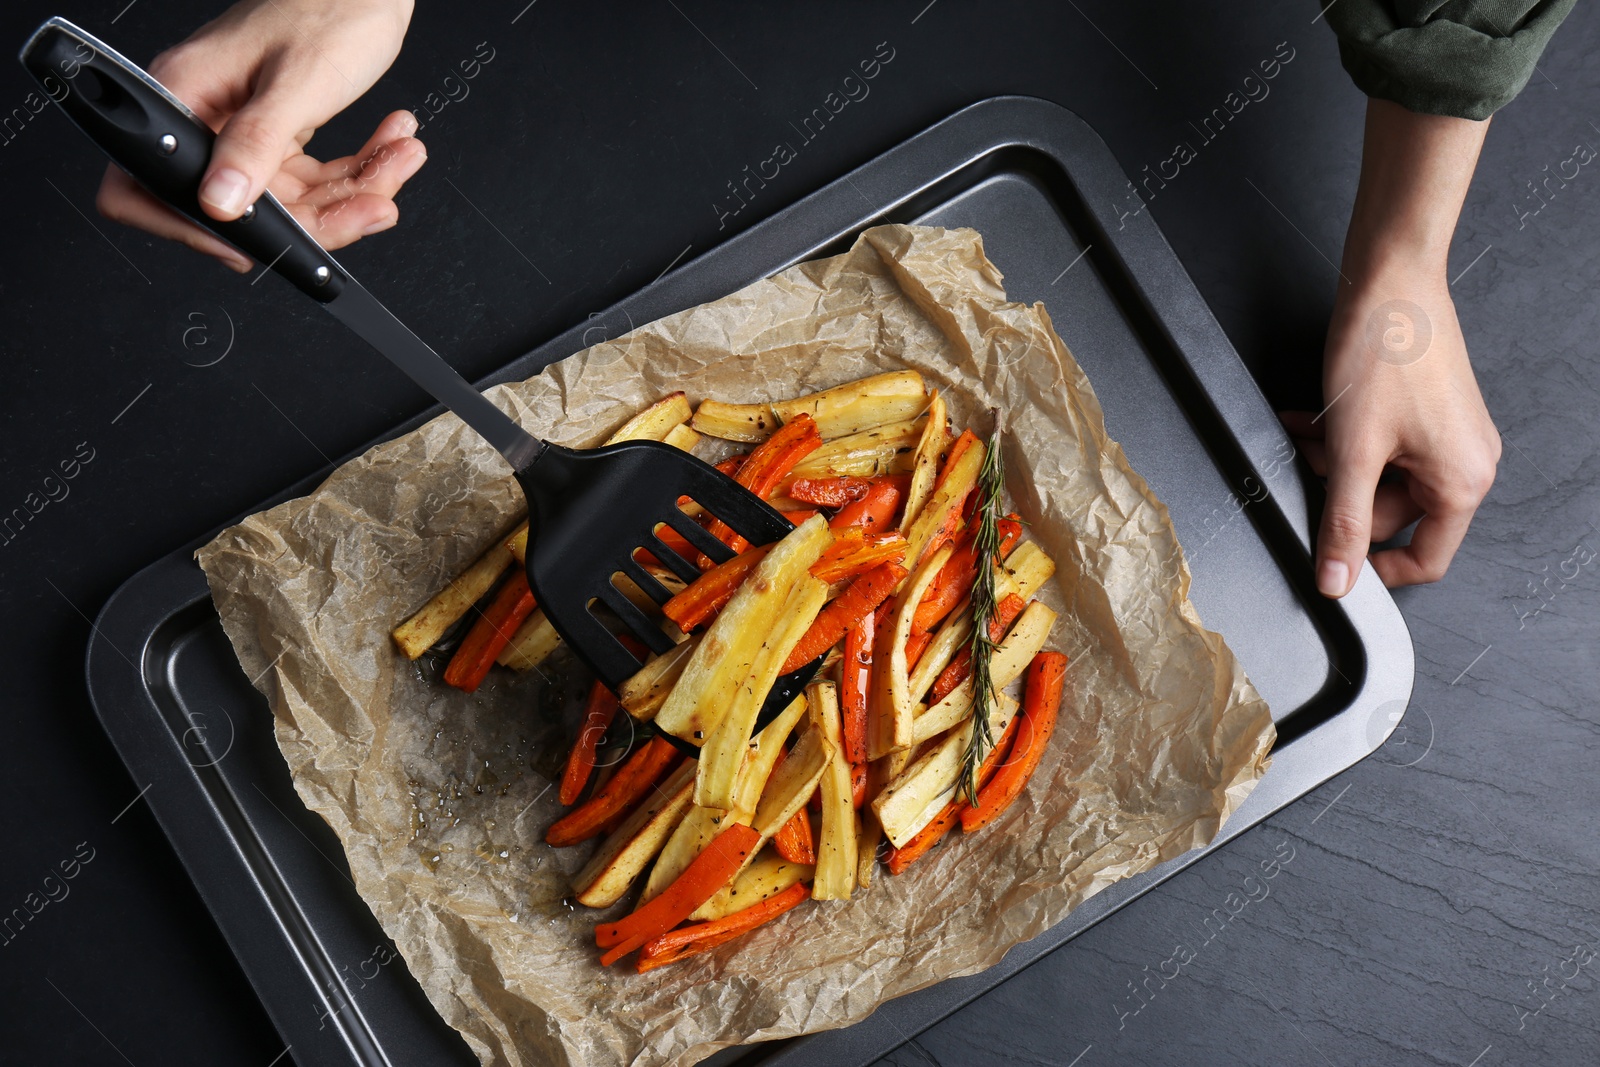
[653,515,831,742]
[912,600,1058,745]
[905,537,1058,700]
[885,705,1021,874]
[391,534,517,660]
[645,695,808,903]
[505,522,530,563]
[891,545,952,723]
[496,608,562,671]
[1000,541,1058,601]
[605,391,693,445]
[770,370,928,440]
[692,372,927,444]
[856,812,882,889]
[731,694,812,815]
[907,608,970,705]
[874,693,1018,848]
[783,418,926,484]
[752,724,833,839]
[899,390,947,534]
[901,438,984,580]
[661,422,702,453]
[572,762,696,908]
[690,399,780,443]
[689,847,814,922]
[618,635,702,720]
[867,544,952,761]
[808,681,858,901]
[696,576,827,809]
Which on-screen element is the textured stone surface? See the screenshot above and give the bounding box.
[1,1,1593,1064]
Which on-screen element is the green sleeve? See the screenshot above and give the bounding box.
[1321,0,1576,119]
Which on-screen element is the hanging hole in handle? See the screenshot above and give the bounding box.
[75,64,110,103]
[73,65,150,134]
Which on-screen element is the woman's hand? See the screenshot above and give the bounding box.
[1281,98,1501,597]
[95,0,422,272]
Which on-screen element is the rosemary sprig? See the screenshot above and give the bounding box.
[959,420,1005,806]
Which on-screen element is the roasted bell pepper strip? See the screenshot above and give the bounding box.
[444,569,537,692]
[697,505,816,529]
[634,879,810,972]
[815,525,861,561]
[734,417,820,498]
[809,526,865,576]
[705,415,823,555]
[661,545,773,631]
[960,651,1068,833]
[810,530,910,584]
[773,807,816,864]
[779,562,907,674]
[559,680,619,806]
[788,475,881,508]
[885,706,1023,873]
[594,822,761,965]
[911,517,1023,633]
[638,523,710,574]
[829,476,908,533]
[929,592,1028,703]
[839,609,875,765]
[545,736,682,847]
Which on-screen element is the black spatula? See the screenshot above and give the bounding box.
[22,18,821,739]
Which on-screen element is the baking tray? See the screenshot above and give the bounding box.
[86,97,1413,1067]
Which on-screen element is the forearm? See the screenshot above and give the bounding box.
[1342,98,1489,282]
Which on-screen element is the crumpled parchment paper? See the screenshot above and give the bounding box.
[196,224,1275,1067]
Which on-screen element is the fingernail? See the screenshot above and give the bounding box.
[223,256,252,274]
[362,215,397,236]
[396,111,419,137]
[200,167,251,216]
[1317,558,1350,598]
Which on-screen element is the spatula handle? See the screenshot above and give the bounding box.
[20,17,345,301]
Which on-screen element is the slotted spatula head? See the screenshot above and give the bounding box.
[516,439,793,690]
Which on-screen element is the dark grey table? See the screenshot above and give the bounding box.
[1,3,1594,1066]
